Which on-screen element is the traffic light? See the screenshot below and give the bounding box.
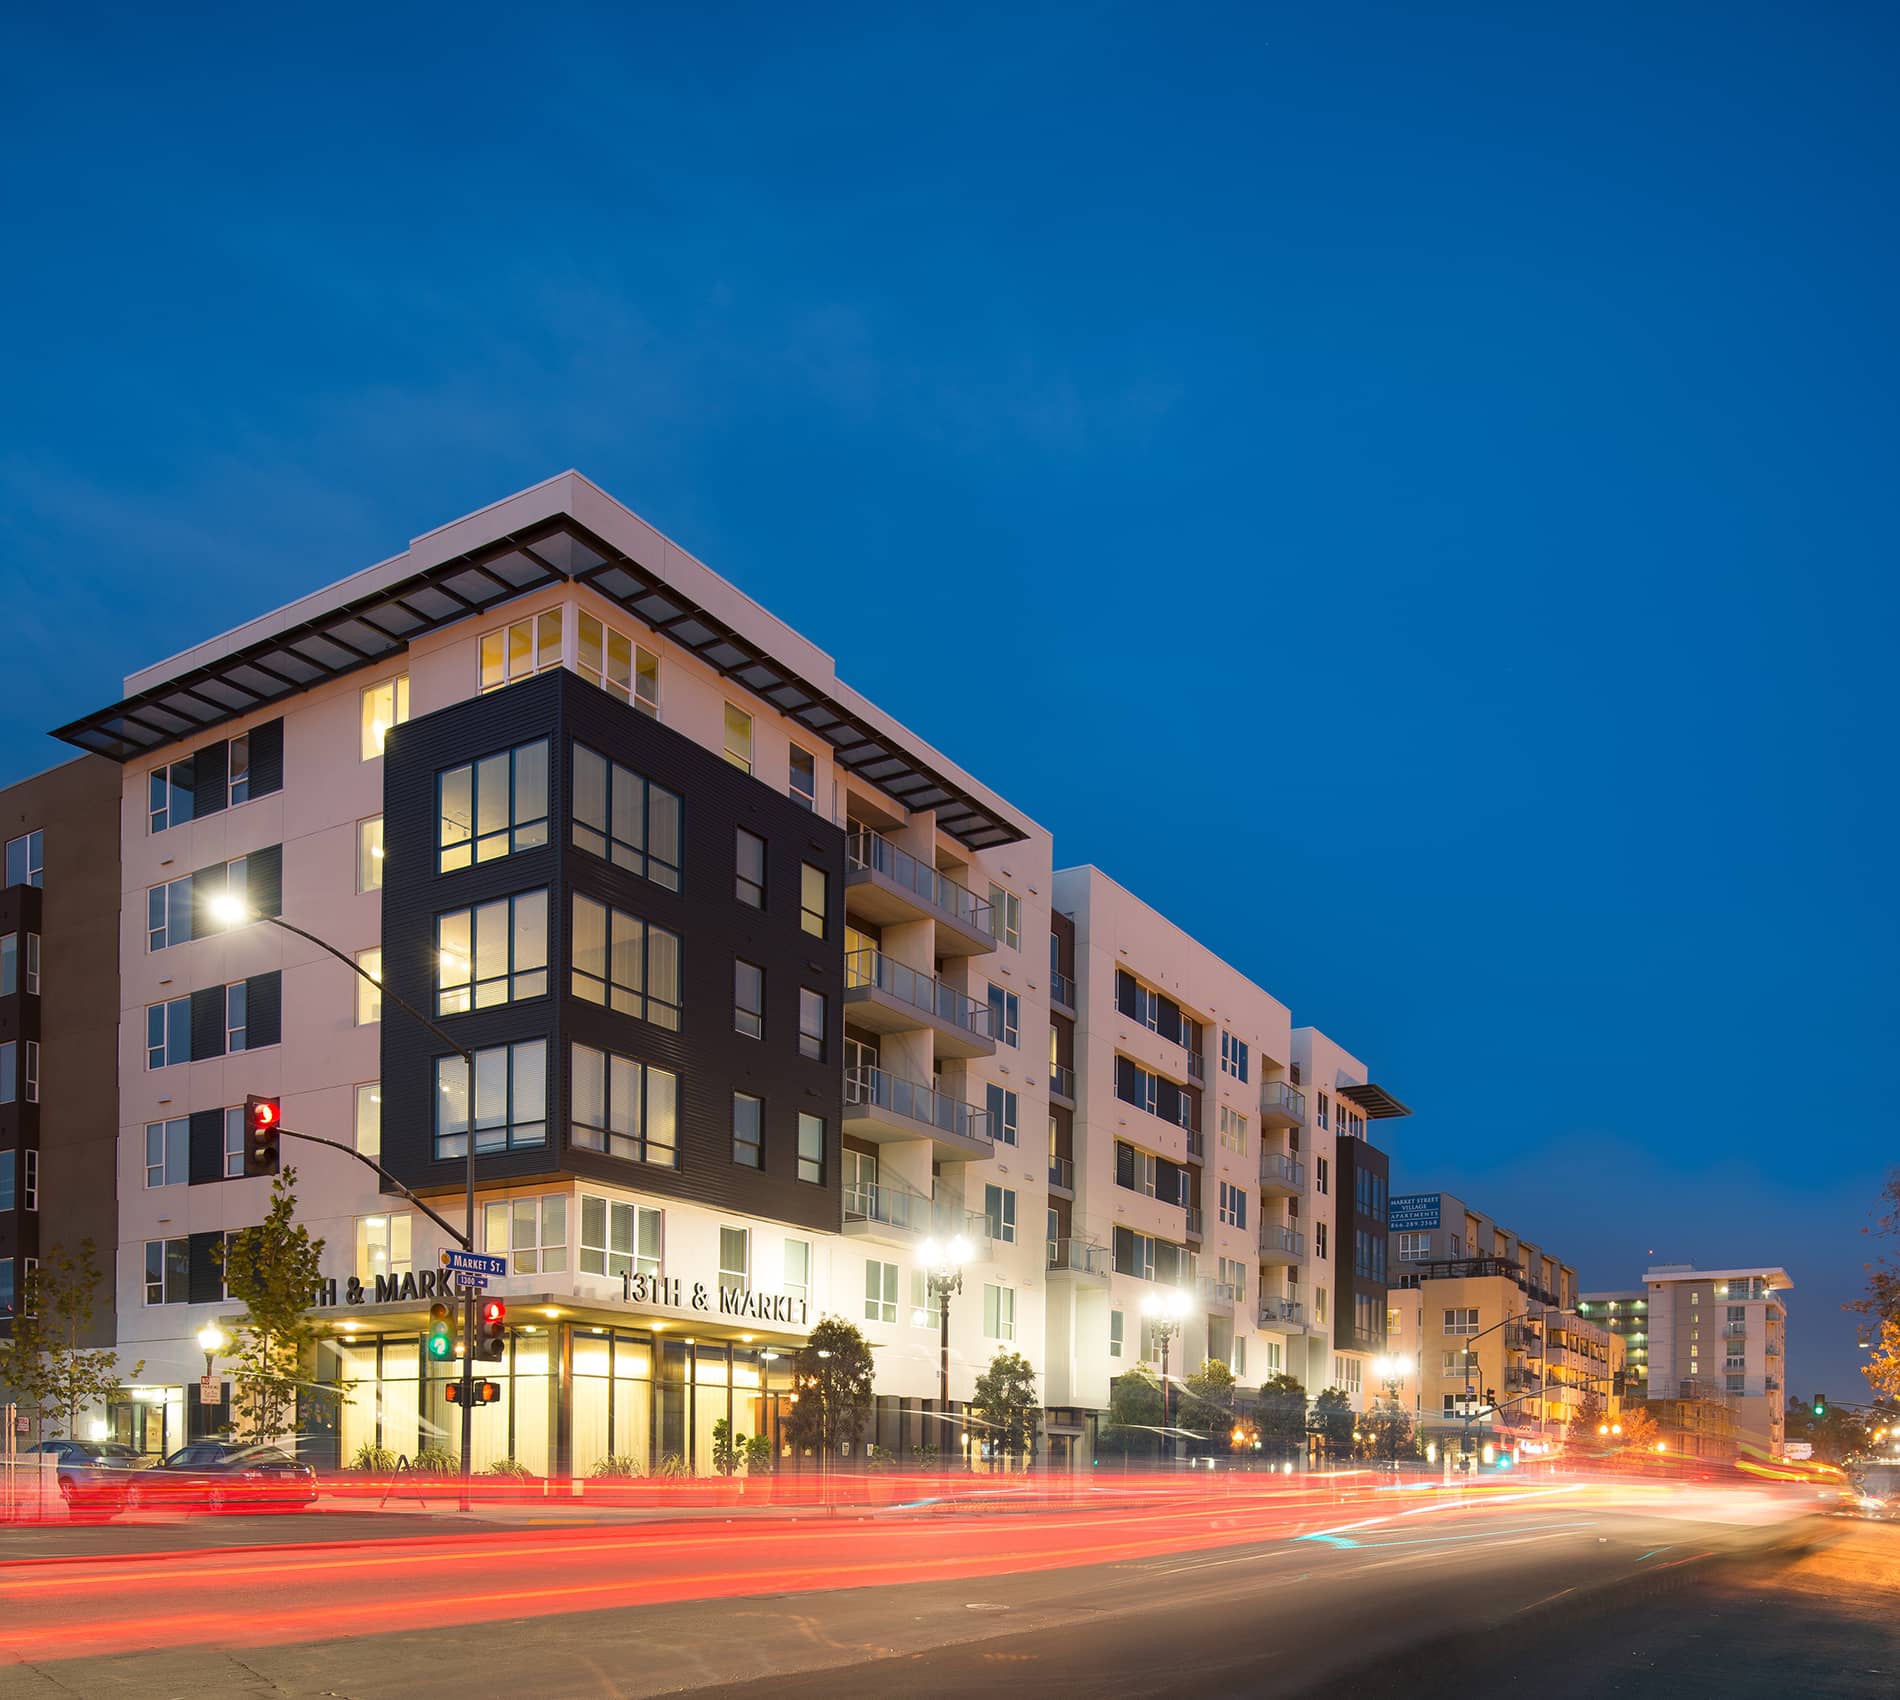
[476,1380,501,1405]
[1612,1370,1627,1399]
[243,1095,281,1177]
[476,1298,507,1362]
[1813,1393,1828,1419]
[445,1381,462,1404]
[426,1302,454,1362]
[1484,1387,1498,1411]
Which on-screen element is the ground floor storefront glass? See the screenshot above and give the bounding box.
[318,1324,793,1477]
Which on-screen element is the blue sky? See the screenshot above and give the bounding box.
[4,3,1894,1401]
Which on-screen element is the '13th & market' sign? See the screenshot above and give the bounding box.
[312,1267,809,1328]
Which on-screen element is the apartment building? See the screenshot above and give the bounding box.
[54,473,1053,1470]
[1639,1263,1790,1461]
[0,757,121,1355]
[1574,1288,1649,1400]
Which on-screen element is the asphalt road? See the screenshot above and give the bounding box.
[0,1482,1880,1699]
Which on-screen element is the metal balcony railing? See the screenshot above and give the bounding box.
[846,828,991,934]
[843,1178,934,1234]
[1049,1062,1075,1099]
[1258,1152,1306,1191]
[1185,1206,1204,1236]
[1197,1277,1237,1305]
[1186,1050,1206,1082]
[1259,1225,1306,1259]
[844,948,993,1039]
[1047,1238,1108,1276]
[843,1065,990,1145]
[1260,1080,1307,1122]
[1259,1298,1305,1327]
[1185,1129,1205,1160]
[1048,1154,1074,1189]
[1049,969,1076,1009]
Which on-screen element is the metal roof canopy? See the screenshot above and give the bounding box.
[53,518,1028,851]
[1337,1082,1413,1120]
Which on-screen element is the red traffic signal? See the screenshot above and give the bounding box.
[243,1095,282,1177]
[476,1380,501,1405]
[476,1299,507,1362]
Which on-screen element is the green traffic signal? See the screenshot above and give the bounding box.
[1812,1394,1827,1418]
[427,1302,454,1362]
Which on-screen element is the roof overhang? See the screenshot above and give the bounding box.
[53,509,1030,851]
[1338,1082,1412,1120]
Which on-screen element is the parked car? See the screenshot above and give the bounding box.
[23,1439,145,1516]
[129,1441,318,1512]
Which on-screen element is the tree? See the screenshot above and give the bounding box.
[1257,1373,1308,1459]
[1179,1358,1238,1445]
[1312,1388,1354,1458]
[214,1166,327,1444]
[782,1316,875,1460]
[1615,1406,1661,1457]
[1101,1364,1164,1457]
[969,1349,1042,1465]
[0,1240,143,1442]
[1567,1388,1606,1443]
[1859,1170,1900,1401]
[1360,1400,1421,1464]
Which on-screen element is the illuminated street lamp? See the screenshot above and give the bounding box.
[1141,1286,1190,1463]
[197,1322,229,1381]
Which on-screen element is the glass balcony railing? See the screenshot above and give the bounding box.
[843,1065,989,1145]
[1047,1238,1108,1276]
[1259,1224,1306,1259]
[1260,1081,1306,1123]
[1186,1129,1205,1160]
[844,948,993,1040]
[1049,1062,1075,1099]
[1258,1152,1306,1191]
[846,829,991,934]
[1048,1154,1074,1189]
[1259,1298,1305,1327]
[1186,1050,1206,1082]
[1185,1206,1204,1236]
[1049,969,1076,1009]
[843,1179,934,1234]
[1197,1277,1237,1305]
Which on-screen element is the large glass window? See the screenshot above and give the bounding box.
[732,1092,764,1169]
[576,611,660,715]
[984,1184,1017,1244]
[570,1043,677,1166]
[570,746,682,890]
[723,704,753,773]
[361,676,410,760]
[357,817,384,891]
[864,1259,898,1324]
[735,829,766,907]
[146,877,194,951]
[719,1227,750,1293]
[783,1238,811,1304]
[354,1083,381,1159]
[148,759,195,833]
[145,997,190,1069]
[143,1239,189,1305]
[483,1195,568,1275]
[988,885,1021,951]
[988,983,1019,1047]
[580,1195,662,1278]
[356,1214,413,1282]
[570,895,681,1030]
[144,1118,188,1188]
[789,745,816,809]
[222,1107,244,1178]
[986,1085,1019,1146]
[437,890,549,1014]
[481,609,565,693]
[356,949,383,1025]
[435,1040,548,1158]
[800,864,827,937]
[798,989,826,1061]
[797,1113,825,1185]
[438,740,549,872]
[0,934,13,996]
[734,960,764,1038]
[983,1284,1016,1340]
[5,831,43,888]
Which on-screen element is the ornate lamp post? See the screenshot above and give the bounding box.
[919,1236,972,1464]
[1370,1352,1415,1471]
[1141,1286,1189,1463]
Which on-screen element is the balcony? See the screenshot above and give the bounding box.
[1765,1340,1782,1357]
[844,829,996,954]
[1186,1050,1206,1083]
[1185,1128,1205,1161]
[1049,969,1076,1013]
[1258,1152,1306,1196]
[1259,1298,1306,1329]
[843,1065,992,1163]
[843,948,995,1059]
[843,1178,938,1247]
[1047,1238,1110,1282]
[1048,1154,1074,1192]
[1185,1206,1204,1239]
[1258,1224,1305,1265]
[1196,1276,1238,1313]
[1723,1322,1748,1338]
[1259,1081,1306,1128]
[1049,1062,1076,1104]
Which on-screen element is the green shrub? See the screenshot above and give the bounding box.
[590,1454,645,1478]
[653,1453,692,1479]
[743,1434,775,1476]
[349,1443,399,1473]
[413,1446,458,1475]
[866,1444,895,1470]
[483,1458,532,1479]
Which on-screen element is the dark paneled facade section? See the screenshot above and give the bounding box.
[380,668,846,1236]
[1334,1134,1392,1354]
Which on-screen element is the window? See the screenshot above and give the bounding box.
[734,960,764,1038]
[481,609,565,693]
[357,818,385,892]
[1232,1337,1246,1377]
[144,1238,189,1305]
[580,1195,662,1280]
[1316,1093,1329,1130]
[735,829,766,907]
[800,863,827,937]
[1219,1106,1248,1154]
[1315,1287,1328,1324]
[438,740,549,872]
[988,983,1019,1047]
[361,676,410,760]
[22,1150,36,1211]
[356,949,383,1025]
[783,1238,811,1304]
[571,895,682,1030]
[0,1154,11,1212]
[144,1118,189,1188]
[2,1039,40,1105]
[145,999,190,1069]
[576,611,659,715]
[1219,1256,1247,1302]
[435,1040,548,1158]
[146,876,193,951]
[1443,1393,1477,1419]
[789,745,816,808]
[1116,1141,1163,1201]
[570,1043,678,1167]
[436,890,549,1013]
[723,704,754,773]
[1,932,37,997]
[988,884,1021,950]
[911,1267,942,1329]
[732,1092,764,1169]
[225,731,252,806]
[798,989,826,1061]
[985,1084,1019,1146]
[483,1195,568,1275]
[1109,1310,1125,1358]
[1444,1308,1480,1337]
[5,831,44,889]
[1315,1222,1328,1260]
[984,1184,1017,1244]
[1335,1357,1363,1396]
[148,759,195,833]
[570,746,682,890]
[797,1113,825,1185]
[354,1084,381,1160]
[865,1259,899,1324]
[1219,1180,1248,1230]
[356,1214,413,1282]
[1396,1231,1431,1261]
[1316,1155,1329,1195]
[1220,1031,1249,1082]
[719,1227,750,1294]
[983,1284,1016,1340]
[1113,1229,1158,1282]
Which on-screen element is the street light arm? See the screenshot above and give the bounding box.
[253,911,475,1067]
[277,1126,471,1250]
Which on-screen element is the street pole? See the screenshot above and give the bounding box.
[921,1237,969,1469]
[1161,1331,1172,1464]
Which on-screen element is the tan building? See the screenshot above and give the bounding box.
[1640,1264,1790,1461]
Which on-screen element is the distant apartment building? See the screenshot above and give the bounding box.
[0,757,121,1359]
[1574,1287,1649,1400]
[1639,1264,1790,1461]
